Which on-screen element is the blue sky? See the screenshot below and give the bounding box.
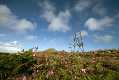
[0,0,119,52]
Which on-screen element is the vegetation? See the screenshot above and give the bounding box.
[0,50,36,80]
[0,49,119,80]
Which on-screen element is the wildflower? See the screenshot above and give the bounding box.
[46,69,54,78]
[23,75,27,80]
[92,60,96,64]
[74,76,77,79]
[48,69,54,75]
[80,69,86,73]
[93,58,96,60]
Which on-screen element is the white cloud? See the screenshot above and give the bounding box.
[85,16,114,31]
[13,19,36,32]
[0,41,21,53]
[48,10,70,32]
[94,35,112,43]
[42,11,55,22]
[0,5,12,14]
[0,5,36,32]
[39,1,55,22]
[38,1,55,12]
[75,30,88,38]
[0,5,16,27]
[75,0,92,11]
[92,4,107,16]
[40,1,70,32]
[25,35,37,41]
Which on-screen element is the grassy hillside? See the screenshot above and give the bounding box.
[0,49,119,80]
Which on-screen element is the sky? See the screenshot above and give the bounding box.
[0,0,119,53]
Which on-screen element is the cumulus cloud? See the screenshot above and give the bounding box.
[0,5,16,27]
[74,0,92,11]
[14,19,36,32]
[0,5,36,33]
[85,16,114,31]
[40,1,70,32]
[48,10,70,32]
[0,41,21,53]
[92,4,107,16]
[94,35,112,43]
[74,0,107,16]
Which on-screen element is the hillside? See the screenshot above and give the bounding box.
[0,49,119,80]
